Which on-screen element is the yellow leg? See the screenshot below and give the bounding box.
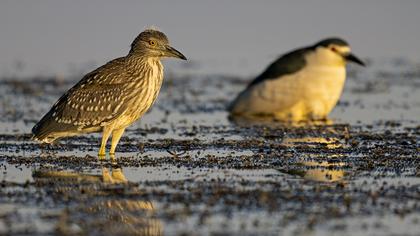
[109,153,116,162]
[109,128,125,155]
[98,126,113,158]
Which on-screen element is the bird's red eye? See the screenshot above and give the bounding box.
[149,40,156,46]
[331,47,338,52]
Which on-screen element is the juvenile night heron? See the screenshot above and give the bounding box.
[32,29,186,156]
[228,37,365,121]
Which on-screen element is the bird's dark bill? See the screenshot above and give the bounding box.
[166,46,187,60]
[345,53,365,66]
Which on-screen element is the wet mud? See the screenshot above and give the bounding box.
[0,60,419,235]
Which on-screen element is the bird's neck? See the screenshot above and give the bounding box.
[126,54,162,72]
[307,48,346,68]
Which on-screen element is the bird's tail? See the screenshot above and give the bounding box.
[32,111,100,143]
[226,91,244,114]
[32,123,57,144]
[31,111,65,143]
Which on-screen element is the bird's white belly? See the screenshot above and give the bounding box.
[243,66,346,120]
[296,66,346,118]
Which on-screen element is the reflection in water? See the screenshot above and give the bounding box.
[281,158,347,182]
[229,115,349,182]
[281,136,347,182]
[229,115,335,127]
[102,166,128,184]
[72,199,162,236]
[301,160,346,182]
[33,166,127,184]
[32,164,162,236]
[282,136,344,149]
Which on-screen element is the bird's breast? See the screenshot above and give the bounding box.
[117,60,164,128]
[301,65,346,97]
[291,65,346,117]
[255,65,346,119]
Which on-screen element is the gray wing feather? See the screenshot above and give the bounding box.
[247,47,311,88]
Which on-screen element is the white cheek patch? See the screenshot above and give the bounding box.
[335,46,351,54]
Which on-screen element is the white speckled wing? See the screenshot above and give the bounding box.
[52,84,133,128]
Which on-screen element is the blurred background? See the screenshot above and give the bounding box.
[1,0,420,78]
[1,2,420,235]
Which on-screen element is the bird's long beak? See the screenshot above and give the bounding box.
[165,45,187,60]
[345,53,365,66]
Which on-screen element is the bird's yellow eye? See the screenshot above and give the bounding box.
[149,40,157,46]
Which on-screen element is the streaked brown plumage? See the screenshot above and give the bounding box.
[32,29,187,156]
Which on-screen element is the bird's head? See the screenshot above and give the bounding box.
[313,38,365,66]
[130,29,187,60]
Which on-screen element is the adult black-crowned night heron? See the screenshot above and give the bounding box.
[228,38,365,121]
[32,29,186,156]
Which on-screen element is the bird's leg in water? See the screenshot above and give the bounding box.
[110,128,126,155]
[99,126,113,159]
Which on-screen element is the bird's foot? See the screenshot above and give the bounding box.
[98,153,106,161]
[98,152,116,161]
[109,153,116,162]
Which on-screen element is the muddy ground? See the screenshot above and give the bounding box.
[0,60,419,235]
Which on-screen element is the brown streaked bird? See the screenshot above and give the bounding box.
[32,28,187,157]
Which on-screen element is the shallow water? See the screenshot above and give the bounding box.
[0,60,419,235]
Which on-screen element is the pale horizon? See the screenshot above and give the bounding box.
[1,0,420,78]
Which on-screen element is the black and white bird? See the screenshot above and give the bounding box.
[228,38,365,121]
[32,29,187,157]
